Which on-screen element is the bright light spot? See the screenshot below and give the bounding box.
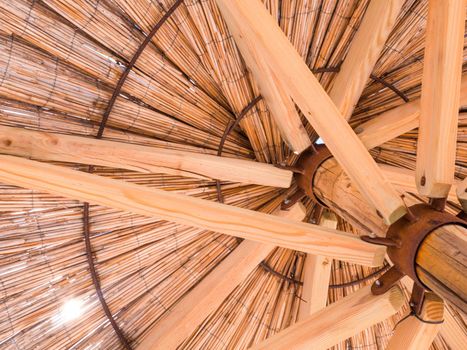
[315,137,324,145]
[59,298,84,323]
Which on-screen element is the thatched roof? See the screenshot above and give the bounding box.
[0,0,466,349]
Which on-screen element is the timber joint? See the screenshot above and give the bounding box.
[361,203,466,306]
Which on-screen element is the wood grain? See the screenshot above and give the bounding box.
[357,74,467,150]
[386,292,444,350]
[416,225,467,312]
[329,0,404,120]
[297,210,337,320]
[137,203,306,350]
[0,155,385,266]
[215,0,406,225]
[0,125,292,187]
[250,285,404,350]
[416,0,466,197]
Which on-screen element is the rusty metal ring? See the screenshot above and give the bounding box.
[386,203,467,287]
[295,144,333,207]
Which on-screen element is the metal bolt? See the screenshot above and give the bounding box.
[375,280,381,287]
[283,198,291,204]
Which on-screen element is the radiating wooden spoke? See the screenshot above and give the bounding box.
[357,74,467,150]
[329,0,404,120]
[214,0,406,224]
[0,125,292,188]
[250,285,404,350]
[0,155,385,266]
[380,164,459,203]
[137,203,306,350]
[386,292,444,350]
[416,0,466,198]
[233,45,311,153]
[297,210,337,320]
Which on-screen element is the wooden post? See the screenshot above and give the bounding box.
[386,292,444,350]
[297,210,337,319]
[313,157,467,312]
[416,0,466,198]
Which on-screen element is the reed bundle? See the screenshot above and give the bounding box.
[0,0,466,349]
[0,181,280,349]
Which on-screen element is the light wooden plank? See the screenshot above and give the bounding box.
[357,74,467,150]
[0,125,292,188]
[0,155,386,266]
[215,0,406,224]
[357,99,420,149]
[386,292,444,350]
[441,305,467,350]
[380,164,459,203]
[137,203,306,350]
[250,285,404,350]
[416,0,466,198]
[400,277,467,350]
[237,47,311,153]
[329,0,404,120]
[297,210,337,320]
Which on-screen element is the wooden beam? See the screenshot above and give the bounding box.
[416,0,466,198]
[250,285,404,350]
[357,100,420,150]
[399,277,467,350]
[379,164,459,203]
[416,224,467,312]
[215,0,406,225]
[137,203,306,350]
[297,210,337,320]
[441,305,467,350]
[357,74,467,150]
[313,158,467,312]
[0,125,292,188]
[329,0,404,120]
[386,292,444,350]
[0,155,385,266]
[234,45,311,153]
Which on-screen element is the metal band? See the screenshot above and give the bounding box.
[83,1,184,347]
[96,0,184,138]
[295,145,333,207]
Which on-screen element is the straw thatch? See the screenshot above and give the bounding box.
[0,0,466,349]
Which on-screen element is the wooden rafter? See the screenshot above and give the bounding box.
[137,203,306,350]
[357,74,467,150]
[416,0,466,198]
[250,285,404,350]
[0,155,385,266]
[314,157,467,312]
[0,125,292,187]
[297,210,337,320]
[232,43,311,153]
[214,0,406,224]
[329,0,405,120]
[379,164,459,203]
[387,292,444,350]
